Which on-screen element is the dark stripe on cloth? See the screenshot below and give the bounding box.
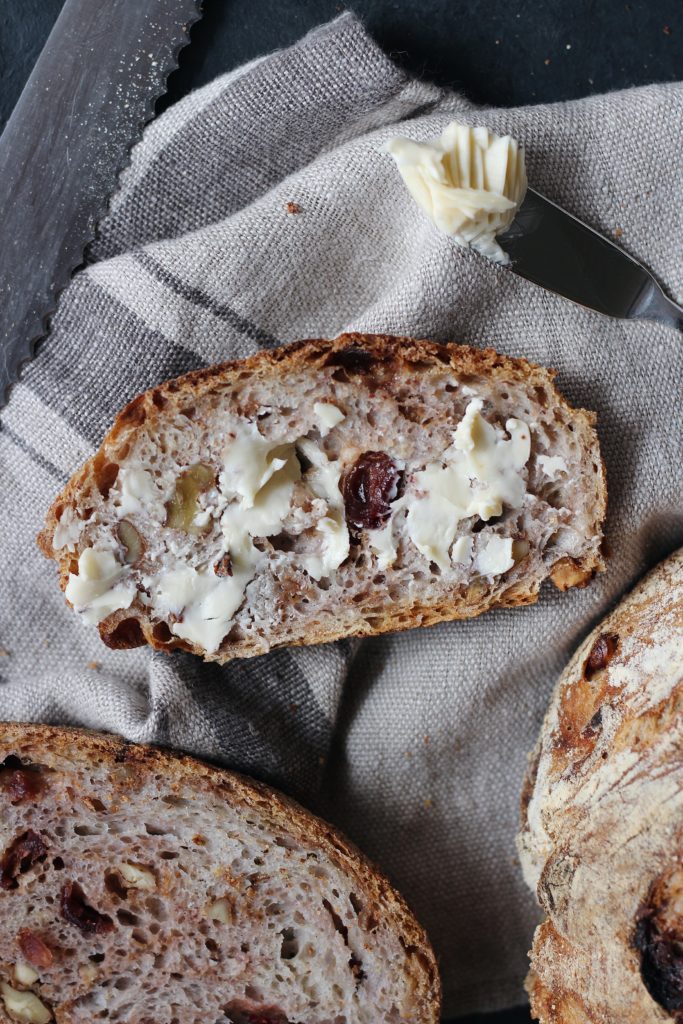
[1,423,68,484]
[134,252,280,348]
[22,277,204,447]
[156,647,333,800]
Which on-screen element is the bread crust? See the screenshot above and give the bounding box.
[37,333,607,662]
[518,548,683,1024]
[0,722,441,1023]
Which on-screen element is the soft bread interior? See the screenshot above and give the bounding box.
[39,335,606,662]
[0,725,440,1024]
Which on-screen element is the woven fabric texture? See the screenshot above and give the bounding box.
[1,13,682,1016]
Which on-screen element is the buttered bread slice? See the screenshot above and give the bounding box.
[38,334,606,663]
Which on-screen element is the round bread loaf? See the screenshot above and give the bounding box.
[519,548,683,1024]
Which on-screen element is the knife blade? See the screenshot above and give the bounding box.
[499,188,683,332]
[0,0,202,409]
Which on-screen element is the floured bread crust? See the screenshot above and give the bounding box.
[518,548,683,1024]
[38,334,606,663]
[0,723,440,1024]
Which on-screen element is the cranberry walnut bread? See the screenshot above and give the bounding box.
[518,548,683,1024]
[0,723,440,1024]
[38,333,606,663]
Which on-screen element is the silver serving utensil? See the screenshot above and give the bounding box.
[498,188,683,332]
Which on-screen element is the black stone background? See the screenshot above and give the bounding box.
[1,2,682,1022]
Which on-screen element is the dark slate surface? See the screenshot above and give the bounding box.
[3,0,683,132]
[1,0,681,1020]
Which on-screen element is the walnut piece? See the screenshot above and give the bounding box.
[165,463,215,533]
[116,862,156,891]
[0,983,52,1024]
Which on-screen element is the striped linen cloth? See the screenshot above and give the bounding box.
[1,13,682,1016]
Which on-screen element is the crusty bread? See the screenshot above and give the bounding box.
[38,333,606,663]
[518,548,683,1024]
[0,723,440,1024]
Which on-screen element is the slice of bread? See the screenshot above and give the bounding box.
[0,723,440,1024]
[517,549,683,1024]
[38,333,606,663]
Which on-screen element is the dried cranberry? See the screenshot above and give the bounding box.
[342,452,402,530]
[60,881,113,934]
[0,756,45,804]
[18,929,54,968]
[583,633,619,680]
[635,909,683,1017]
[0,830,47,890]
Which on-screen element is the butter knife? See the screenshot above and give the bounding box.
[0,0,202,409]
[499,189,683,332]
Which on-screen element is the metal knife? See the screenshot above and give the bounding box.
[499,188,683,332]
[0,0,202,409]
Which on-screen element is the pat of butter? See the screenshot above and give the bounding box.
[1,983,52,1024]
[385,122,527,264]
[153,564,251,654]
[368,524,398,570]
[314,402,345,436]
[297,439,350,580]
[220,421,294,508]
[114,466,164,519]
[65,549,136,625]
[474,535,515,577]
[52,506,82,552]
[538,455,567,481]
[402,399,530,571]
[451,536,473,565]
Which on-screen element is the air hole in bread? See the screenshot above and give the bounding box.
[144,823,172,837]
[94,461,119,499]
[104,871,128,900]
[116,909,139,927]
[152,621,174,644]
[74,823,105,837]
[279,928,299,960]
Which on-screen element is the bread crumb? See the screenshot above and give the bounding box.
[544,58,551,65]
[286,201,301,215]
[0,647,9,657]
[423,735,430,744]
[423,798,433,809]
[614,227,623,238]
[318,755,326,767]
[87,661,100,670]
[663,25,671,35]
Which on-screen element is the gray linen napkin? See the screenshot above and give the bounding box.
[1,13,682,1016]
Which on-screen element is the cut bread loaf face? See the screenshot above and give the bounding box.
[518,548,683,1024]
[0,724,440,1024]
[38,334,606,663]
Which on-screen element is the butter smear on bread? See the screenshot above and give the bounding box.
[62,400,531,654]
